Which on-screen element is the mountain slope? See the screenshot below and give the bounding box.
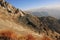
[0,0,60,40]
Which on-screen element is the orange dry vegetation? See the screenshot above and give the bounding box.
[0,30,17,40]
[0,30,52,40]
[0,30,36,40]
[26,34,36,40]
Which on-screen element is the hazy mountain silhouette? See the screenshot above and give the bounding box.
[26,8,60,19]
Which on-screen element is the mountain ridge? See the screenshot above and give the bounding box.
[0,0,60,40]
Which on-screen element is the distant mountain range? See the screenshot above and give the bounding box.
[25,8,60,19]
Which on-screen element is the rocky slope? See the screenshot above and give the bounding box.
[0,0,60,40]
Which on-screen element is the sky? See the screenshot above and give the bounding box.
[6,0,60,10]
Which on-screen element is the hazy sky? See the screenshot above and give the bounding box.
[6,0,60,10]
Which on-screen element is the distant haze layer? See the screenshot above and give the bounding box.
[26,7,60,19]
